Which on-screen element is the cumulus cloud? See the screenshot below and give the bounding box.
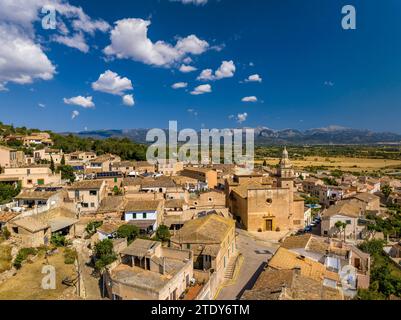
[0,24,56,90]
[38,103,46,108]
[170,0,208,5]
[52,32,89,53]
[0,0,110,89]
[197,60,236,81]
[71,110,79,119]
[172,82,188,89]
[104,18,209,67]
[236,112,248,123]
[179,64,197,73]
[242,96,258,103]
[190,84,212,95]
[122,94,135,106]
[64,96,95,108]
[245,74,262,83]
[92,70,133,95]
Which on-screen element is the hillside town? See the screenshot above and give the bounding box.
[1,133,400,301]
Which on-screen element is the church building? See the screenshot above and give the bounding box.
[226,148,305,232]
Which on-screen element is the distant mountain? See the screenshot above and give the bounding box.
[63,126,401,145]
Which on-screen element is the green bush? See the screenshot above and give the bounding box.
[13,248,37,269]
[117,224,139,243]
[85,221,103,238]
[51,232,68,247]
[64,248,77,264]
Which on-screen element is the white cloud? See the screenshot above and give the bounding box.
[170,0,208,5]
[197,60,236,81]
[179,64,197,73]
[197,69,214,81]
[71,110,79,119]
[0,0,110,89]
[104,18,209,67]
[92,70,133,95]
[187,108,198,116]
[52,32,89,53]
[122,94,135,107]
[242,96,258,103]
[38,103,46,108]
[236,112,248,123]
[215,60,236,79]
[245,74,262,83]
[64,96,95,108]
[0,0,110,45]
[190,84,211,95]
[172,82,188,89]
[0,24,56,90]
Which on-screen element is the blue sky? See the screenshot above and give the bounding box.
[1,0,401,133]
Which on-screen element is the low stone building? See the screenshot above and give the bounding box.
[104,239,193,300]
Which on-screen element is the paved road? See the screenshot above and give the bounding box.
[216,229,279,300]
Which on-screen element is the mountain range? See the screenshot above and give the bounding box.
[63,126,401,145]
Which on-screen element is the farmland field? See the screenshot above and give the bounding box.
[258,156,401,172]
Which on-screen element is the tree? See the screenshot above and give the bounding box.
[58,165,75,183]
[60,154,66,166]
[335,221,347,241]
[262,160,267,167]
[155,225,171,242]
[0,182,21,205]
[117,224,139,243]
[381,184,393,199]
[93,239,117,271]
[49,156,55,173]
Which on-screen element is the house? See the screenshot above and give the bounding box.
[0,165,61,188]
[350,192,381,212]
[14,189,65,210]
[94,171,123,192]
[123,200,164,234]
[21,132,53,146]
[85,154,121,174]
[280,234,371,293]
[67,180,107,213]
[0,145,24,168]
[321,201,365,240]
[66,151,96,163]
[188,190,226,210]
[122,177,143,194]
[180,167,218,189]
[8,216,51,247]
[134,161,156,174]
[111,161,135,175]
[170,214,237,297]
[140,177,176,194]
[33,148,64,164]
[104,239,193,300]
[97,222,126,241]
[0,211,19,229]
[304,206,313,227]
[241,268,343,300]
[302,177,324,198]
[157,160,184,176]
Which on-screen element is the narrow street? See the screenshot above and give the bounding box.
[216,229,279,300]
[75,240,102,300]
